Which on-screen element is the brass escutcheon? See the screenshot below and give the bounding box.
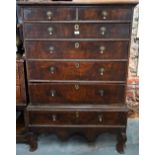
[75,63,80,69]
[75,42,80,49]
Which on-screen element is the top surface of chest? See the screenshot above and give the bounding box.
[17,0,138,5]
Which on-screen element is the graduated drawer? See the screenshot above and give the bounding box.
[78,6,132,21]
[28,111,127,126]
[24,23,130,39]
[29,83,125,104]
[27,61,127,81]
[23,7,76,21]
[25,40,129,59]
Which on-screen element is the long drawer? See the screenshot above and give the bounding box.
[23,6,132,21]
[24,23,130,39]
[27,61,127,81]
[28,83,125,105]
[25,41,129,59]
[29,111,126,125]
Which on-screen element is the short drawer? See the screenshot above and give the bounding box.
[27,61,127,81]
[25,41,129,59]
[29,83,125,104]
[23,7,76,21]
[24,23,130,39]
[29,111,126,126]
[78,6,132,21]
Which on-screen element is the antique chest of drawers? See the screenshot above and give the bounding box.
[17,0,138,153]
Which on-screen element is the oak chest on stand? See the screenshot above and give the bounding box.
[17,0,138,153]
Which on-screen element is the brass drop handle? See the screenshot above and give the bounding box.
[46,11,53,20]
[48,27,53,35]
[50,66,55,74]
[99,67,105,75]
[102,11,108,19]
[100,26,106,35]
[49,46,54,54]
[75,63,80,69]
[100,46,106,54]
[98,114,103,123]
[50,90,56,97]
[52,114,57,121]
[75,84,79,90]
[99,90,105,97]
[74,24,80,35]
[75,42,80,49]
[75,111,79,118]
[48,114,57,122]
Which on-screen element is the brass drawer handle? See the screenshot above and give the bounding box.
[102,11,108,19]
[100,26,106,35]
[49,46,54,54]
[75,63,80,69]
[48,114,57,122]
[50,90,56,97]
[98,114,103,123]
[46,11,53,20]
[52,114,57,122]
[75,42,80,49]
[99,90,105,97]
[75,84,79,90]
[48,27,53,35]
[99,67,105,75]
[74,24,80,35]
[50,66,55,74]
[75,111,79,118]
[100,46,106,54]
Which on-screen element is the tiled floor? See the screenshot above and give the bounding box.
[16,118,139,155]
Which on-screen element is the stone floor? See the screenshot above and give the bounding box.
[16,118,139,155]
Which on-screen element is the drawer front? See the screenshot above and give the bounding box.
[25,41,129,59]
[79,7,132,21]
[29,83,125,104]
[24,23,130,39]
[23,7,76,21]
[27,61,127,81]
[29,111,126,125]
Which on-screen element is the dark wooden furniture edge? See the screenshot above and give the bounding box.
[17,0,139,5]
[27,104,128,111]
[16,55,37,151]
[16,110,38,151]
